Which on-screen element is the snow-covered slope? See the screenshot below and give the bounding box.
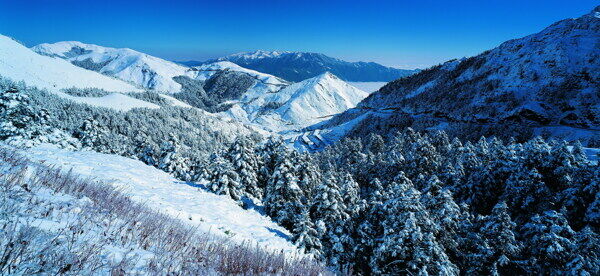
[32,41,194,92]
[25,144,300,254]
[0,35,139,93]
[0,34,160,111]
[223,72,369,131]
[305,6,600,146]
[184,50,417,82]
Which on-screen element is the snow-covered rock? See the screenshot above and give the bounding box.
[32,41,194,92]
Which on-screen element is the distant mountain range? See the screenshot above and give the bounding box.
[179,50,418,82]
[304,6,600,148]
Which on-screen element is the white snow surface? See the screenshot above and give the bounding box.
[32,41,195,93]
[223,72,369,132]
[0,35,140,93]
[25,144,300,255]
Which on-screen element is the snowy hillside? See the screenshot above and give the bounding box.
[222,72,369,131]
[306,6,600,146]
[183,50,417,82]
[32,41,194,92]
[25,144,300,254]
[0,145,326,274]
[0,35,139,93]
[0,34,163,111]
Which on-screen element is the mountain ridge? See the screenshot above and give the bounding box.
[179,50,417,82]
[304,6,600,147]
[32,41,194,92]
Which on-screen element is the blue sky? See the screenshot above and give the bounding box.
[1,0,598,69]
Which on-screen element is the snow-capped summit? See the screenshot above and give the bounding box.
[182,50,417,82]
[32,41,194,92]
[224,71,369,131]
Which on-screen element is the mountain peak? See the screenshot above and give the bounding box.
[314,71,337,80]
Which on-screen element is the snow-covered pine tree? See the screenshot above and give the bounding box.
[584,169,600,227]
[521,210,579,274]
[403,129,442,179]
[480,201,521,274]
[310,170,351,266]
[371,172,458,275]
[292,208,324,259]
[330,172,364,268]
[571,226,600,275]
[421,175,462,258]
[264,151,304,229]
[76,118,109,150]
[296,153,321,205]
[502,165,550,215]
[353,177,388,274]
[226,137,262,199]
[257,136,286,189]
[158,134,191,180]
[0,85,65,147]
[137,142,159,167]
[206,153,243,202]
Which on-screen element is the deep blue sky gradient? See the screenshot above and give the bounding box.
[1,0,597,68]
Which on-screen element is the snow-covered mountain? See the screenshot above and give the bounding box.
[305,6,600,147]
[0,34,165,111]
[182,50,417,82]
[0,35,140,93]
[32,41,194,92]
[223,72,369,131]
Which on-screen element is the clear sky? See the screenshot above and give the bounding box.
[1,0,598,69]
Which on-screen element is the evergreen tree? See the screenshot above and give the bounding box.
[226,137,262,199]
[371,172,458,275]
[571,226,600,275]
[522,210,578,274]
[296,153,321,204]
[158,134,190,180]
[503,165,550,214]
[421,175,462,258]
[480,201,521,274]
[353,178,388,273]
[292,208,324,259]
[0,86,70,147]
[264,152,304,229]
[206,153,243,202]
